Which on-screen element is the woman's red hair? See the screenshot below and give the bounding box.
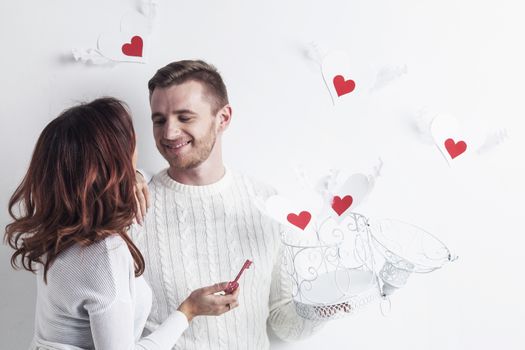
[4,97,144,282]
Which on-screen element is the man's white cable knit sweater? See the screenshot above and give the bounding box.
[131,168,324,350]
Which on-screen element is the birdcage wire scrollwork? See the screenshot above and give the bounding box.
[281,211,382,320]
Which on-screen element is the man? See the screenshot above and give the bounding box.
[132,60,324,349]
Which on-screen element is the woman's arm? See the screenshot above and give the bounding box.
[89,297,188,350]
[86,238,240,350]
[89,284,240,350]
[133,170,151,226]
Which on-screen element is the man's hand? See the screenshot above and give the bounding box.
[177,282,240,322]
[134,170,150,225]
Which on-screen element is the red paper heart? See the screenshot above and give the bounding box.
[122,36,143,57]
[331,195,353,216]
[333,75,356,97]
[444,138,467,159]
[287,211,312,230]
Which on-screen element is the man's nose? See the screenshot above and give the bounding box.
[163,121,182,139]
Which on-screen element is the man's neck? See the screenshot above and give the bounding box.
[168,162,226,186]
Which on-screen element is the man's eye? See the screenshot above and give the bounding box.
[153,119,165,125]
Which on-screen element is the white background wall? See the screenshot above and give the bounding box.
[1,0,524,349]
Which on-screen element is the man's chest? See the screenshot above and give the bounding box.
[145,194,279,291]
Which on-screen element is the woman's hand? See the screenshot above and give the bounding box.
[134,170,150,225]
[177,282,240,322]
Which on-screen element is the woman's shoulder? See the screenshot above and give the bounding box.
[100,234,129,252]
[42,235,135,314]
[50,234,133,287]
[56,234,130,265]
[83,235,133,273]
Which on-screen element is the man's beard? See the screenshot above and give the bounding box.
[169,125,217,170]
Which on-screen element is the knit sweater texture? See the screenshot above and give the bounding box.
[30,235,188,350]
[130,168,324,350]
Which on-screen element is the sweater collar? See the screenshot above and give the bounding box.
[156,167,233,196]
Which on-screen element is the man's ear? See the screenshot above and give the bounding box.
[216,104,232,132]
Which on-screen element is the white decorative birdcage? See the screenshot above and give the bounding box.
[368,218,457,296]
[255,170,456,321]
[281,211,381,320]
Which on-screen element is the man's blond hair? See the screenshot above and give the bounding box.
[148,60,229,114]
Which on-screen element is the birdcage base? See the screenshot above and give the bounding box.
[293,269,380,320]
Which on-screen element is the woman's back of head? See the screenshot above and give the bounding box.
[5,97,144,282]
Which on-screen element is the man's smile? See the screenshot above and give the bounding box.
[163,139,192,149]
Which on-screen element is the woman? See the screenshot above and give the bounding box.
[4,97,239,349]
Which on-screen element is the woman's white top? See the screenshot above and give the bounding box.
[29,235,188,350]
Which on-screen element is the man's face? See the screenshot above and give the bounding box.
[150,80,220,170]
